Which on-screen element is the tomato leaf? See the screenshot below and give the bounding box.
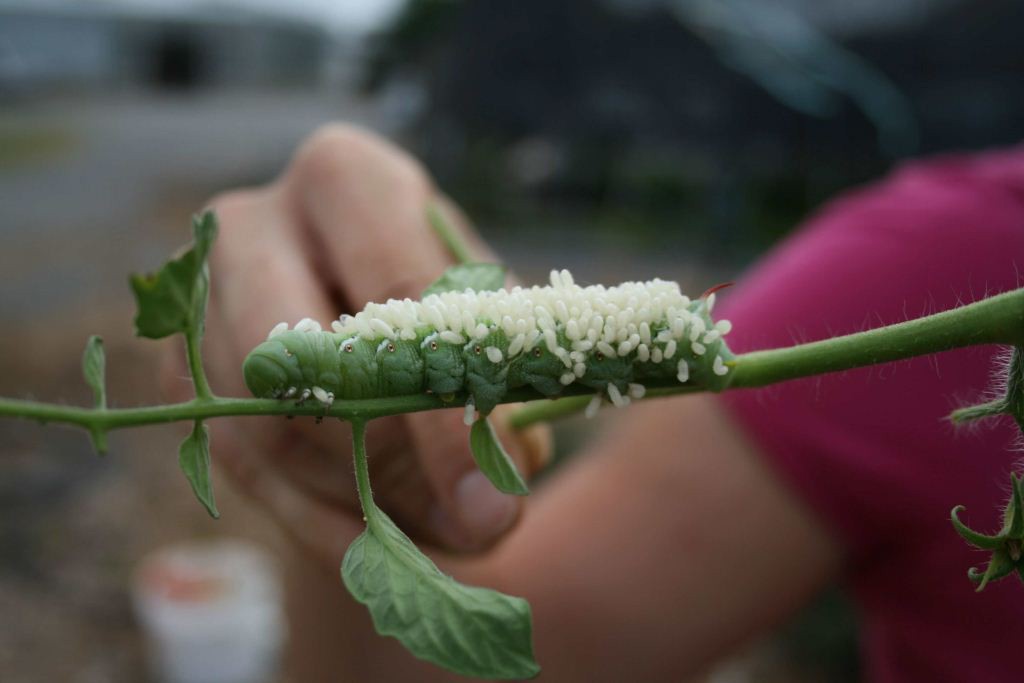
[81,335,108,453]
[470,417,529,495]
[422,263,505,297]
[178,420,219,519]
[342,506,539,679]
[130,211,217,339]
[81,335,106,409]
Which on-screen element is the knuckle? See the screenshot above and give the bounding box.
[200,188,269,268]
[290,123,433,198]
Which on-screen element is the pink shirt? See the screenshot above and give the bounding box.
[717,147,1024,682]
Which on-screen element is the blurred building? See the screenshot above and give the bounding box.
[0,1,349,97]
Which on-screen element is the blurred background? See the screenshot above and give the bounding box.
[1,0,1022,680]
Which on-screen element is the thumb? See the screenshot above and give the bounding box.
[404,403,552,551]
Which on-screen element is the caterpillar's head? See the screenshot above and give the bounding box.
[243,339,300,398]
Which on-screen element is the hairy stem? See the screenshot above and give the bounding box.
[350,419,377,526]
[727,287,1024,389]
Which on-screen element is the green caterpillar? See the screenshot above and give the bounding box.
[243,270,735,419]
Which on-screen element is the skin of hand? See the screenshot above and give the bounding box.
[169,124,843,681]
[161,123,551,556]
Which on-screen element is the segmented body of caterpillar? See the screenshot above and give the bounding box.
[242,270,734,421]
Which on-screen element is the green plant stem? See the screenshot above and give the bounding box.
[507,385,701,430]
[0,395,440,430]
[186,330,213,399]
[428,203,475,265]
[949,398,1008,424]
[726,287,1024,389]
[350,419,377,526]
[2,288,1022,437]
[0,384,659,434]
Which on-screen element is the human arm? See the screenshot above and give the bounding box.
[269,393,840,681]
[183,124,843,681]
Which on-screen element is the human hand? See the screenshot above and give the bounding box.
[162,124,549,563]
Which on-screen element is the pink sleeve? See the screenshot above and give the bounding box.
[716,148,1024,560]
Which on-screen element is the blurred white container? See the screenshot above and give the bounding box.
[132,539,285,683]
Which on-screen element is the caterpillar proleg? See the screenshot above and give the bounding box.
[243,270,735,415]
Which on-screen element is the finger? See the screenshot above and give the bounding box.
[403,401,556,552]
[284,124,454,307]
[282,126,559,550]
[204,189,350,443]
[210,414,454,567]
[203,189,368,503]
[492,404,554,477]
[205,187,338,386]
[201,196,444,531]
[283,125,521,549]
[203,186,465,544]
[209,417,364,568]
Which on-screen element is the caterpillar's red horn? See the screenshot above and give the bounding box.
[701,281,735,299]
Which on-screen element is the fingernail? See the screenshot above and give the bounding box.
[454,470,519,542]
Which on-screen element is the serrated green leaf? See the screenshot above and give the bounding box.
[969,549,1016,591]
[130,211,218,339]
[82,336,106,409]
[342,507,539,680]
[950,505,1004,550]
[422,263,506,297]
[470,417,529,495]
[178,420,219,519]
[190,210,217,264]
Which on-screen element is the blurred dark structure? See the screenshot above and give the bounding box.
[0,4,334,96]
[366,0,1024,260]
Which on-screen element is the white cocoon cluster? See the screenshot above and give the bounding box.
[269,269,733,410]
